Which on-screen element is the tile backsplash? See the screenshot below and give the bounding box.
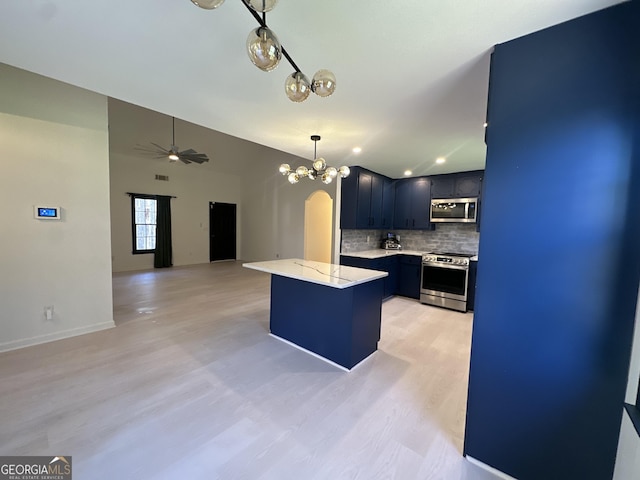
[341,224,479,254]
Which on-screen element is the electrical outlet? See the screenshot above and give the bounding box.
[44,306,54,320]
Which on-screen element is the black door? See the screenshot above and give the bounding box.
[209,202,236,262]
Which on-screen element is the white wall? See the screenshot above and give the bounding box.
[108,98,338,269]
[109,151,243,271]
[0,64,114,352]
[240,147,338,263]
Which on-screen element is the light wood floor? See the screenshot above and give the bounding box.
[0,261,499,479]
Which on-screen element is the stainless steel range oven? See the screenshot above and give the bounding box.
[420,252,473,312]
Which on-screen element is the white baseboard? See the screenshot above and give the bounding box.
[268,333,375,372]
[466,455,518,480]
[0,321,116,353]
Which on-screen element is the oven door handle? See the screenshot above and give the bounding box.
[422,262,469,271]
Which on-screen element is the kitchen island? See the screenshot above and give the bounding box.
[243,258,388,370]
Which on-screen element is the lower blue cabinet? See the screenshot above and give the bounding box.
[341,254,420,300]
[397,255,421,299]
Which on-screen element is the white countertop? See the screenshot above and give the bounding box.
[340,249,423,259]
[341,249,478,261]
[243,258,388,289]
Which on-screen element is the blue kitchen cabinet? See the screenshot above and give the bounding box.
[342,167,391,229]
[430,171,483,199]
[430,175,456,198]
[340,255,398,300]
[381,178,395,229]
[393,177,432,230]
[397,254,421,299]
[393,179,412,229]
[339,255,371,270]
[380,256,398,298]
[355,170,381,228]
[340,168,359,229]
[454,172,483,198]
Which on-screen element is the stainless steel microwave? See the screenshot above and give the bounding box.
[430,197,478,223]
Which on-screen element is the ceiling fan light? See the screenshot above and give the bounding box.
[246,27,281,72]
[243,0,278,12]
[168,153,180,161]
[311,69,336,98]
[284,72,311,103]
[191,0,225,9]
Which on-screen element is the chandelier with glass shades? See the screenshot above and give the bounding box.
[190,0,336,102]
[279,135,350,185]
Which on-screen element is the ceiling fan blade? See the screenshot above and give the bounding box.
[180,148,197,155]
[179,157,191,164]
[182,153,209,160]
[181,154,209,164]
[134,145,170,158]
[150,142,170,153]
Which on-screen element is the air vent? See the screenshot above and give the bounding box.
[155,174,169,182]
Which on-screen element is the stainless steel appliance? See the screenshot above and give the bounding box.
[430,197,478,223]
[382,232,402,250]
[420,252,474,312]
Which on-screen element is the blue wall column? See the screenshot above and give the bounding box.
[464,2,640,479]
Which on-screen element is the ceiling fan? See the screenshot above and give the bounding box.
[135,116,210,164]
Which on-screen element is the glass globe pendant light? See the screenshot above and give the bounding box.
[312,69,337,98]
[285,72,311,103]
[288,173,300,184]
[190,0,225,9]
[246,26,281,72]
[192,0,336,102]
[313,157,326,172]
[278,135,350,185]
[243,0,278,12]
[278,163,291,175]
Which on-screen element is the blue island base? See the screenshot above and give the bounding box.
[270,275,384,370]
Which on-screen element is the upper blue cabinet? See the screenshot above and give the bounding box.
[431,171,483,199]
[393,177,432,230]
[341,167,484,230]
[341,167,394,229]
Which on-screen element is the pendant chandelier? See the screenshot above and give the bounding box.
[190,0,336,102]
[279,135,350,185]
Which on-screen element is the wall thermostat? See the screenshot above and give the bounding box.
[34,206,61,220]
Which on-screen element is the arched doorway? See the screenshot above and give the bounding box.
[304,190,333,263]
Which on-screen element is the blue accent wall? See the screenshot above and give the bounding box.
[464,2,640,479]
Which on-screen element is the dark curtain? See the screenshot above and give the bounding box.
[154,196,173,268]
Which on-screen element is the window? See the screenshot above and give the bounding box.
[131,195,157,254]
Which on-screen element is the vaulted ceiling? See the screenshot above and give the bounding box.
[0,0,625,178]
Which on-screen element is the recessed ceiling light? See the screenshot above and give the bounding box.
[352,147,362,154]
[436,157,446,164]
[483,122,488,128]
[404,170,412,176]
